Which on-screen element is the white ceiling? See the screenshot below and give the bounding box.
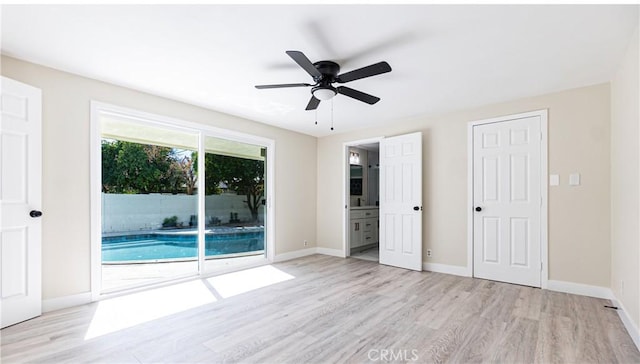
[2,5,638,137]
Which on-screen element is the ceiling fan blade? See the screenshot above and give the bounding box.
[286,50,322,80]
[336,61,392,83]
[337,86,380,105]
[255,83,312,89]
[305,96,321,110]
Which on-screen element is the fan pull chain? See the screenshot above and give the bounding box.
[330,99,334,131]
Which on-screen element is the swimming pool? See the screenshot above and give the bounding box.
[102,228,264,263]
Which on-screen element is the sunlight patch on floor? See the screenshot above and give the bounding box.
[206,265,295,298]
[85,280,216,340]
[85,265,295,340]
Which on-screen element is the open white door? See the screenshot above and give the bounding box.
[1,77,42,328]
[379,132,422,271]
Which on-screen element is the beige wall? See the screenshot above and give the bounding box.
[0,54,621,300]
[611,27,640,329]
[317,83,612,287]
[1,56,318,300]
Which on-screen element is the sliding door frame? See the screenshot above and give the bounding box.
[90,101,275,301]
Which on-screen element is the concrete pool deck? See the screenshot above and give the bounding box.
[102,254,266,292]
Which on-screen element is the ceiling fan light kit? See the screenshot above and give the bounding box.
[311,86,336,100]
[255,50,392,116]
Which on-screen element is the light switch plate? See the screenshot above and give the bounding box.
[549,174,559,186]
[569,173,580,186]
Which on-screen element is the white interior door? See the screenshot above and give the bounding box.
[1,77,42,328]
[473,116,542,287]
[379,132,422,271]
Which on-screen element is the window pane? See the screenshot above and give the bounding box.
[203,136,266,271]
[101,121,199,292]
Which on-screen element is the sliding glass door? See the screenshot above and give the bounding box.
[202,136,267,273]
[93,103,273,295]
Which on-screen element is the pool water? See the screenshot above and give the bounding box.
[102,229,264,263]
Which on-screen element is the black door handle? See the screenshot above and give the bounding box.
[475,207,482,212]
[30,210,43,218]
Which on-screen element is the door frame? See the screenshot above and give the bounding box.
[342,137,384,258]
[466,109,549,288]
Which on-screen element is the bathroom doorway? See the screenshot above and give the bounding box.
[343,132,423,271]
[344,139,381,262]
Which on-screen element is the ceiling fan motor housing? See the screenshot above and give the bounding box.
[313,60,340,82]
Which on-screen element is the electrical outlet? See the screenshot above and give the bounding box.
[427,249,432,257]
[304,240,308,247]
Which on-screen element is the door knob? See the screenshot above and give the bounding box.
[475,207,482,212]
[29,210,43,218]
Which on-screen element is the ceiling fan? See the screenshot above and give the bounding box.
[255,50,392,111]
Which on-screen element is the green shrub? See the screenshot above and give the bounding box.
[162,216,178,228]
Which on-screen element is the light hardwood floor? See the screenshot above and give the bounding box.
[350,247,379,262]
[2,255,639,363]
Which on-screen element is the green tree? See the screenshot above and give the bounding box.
[101,140,120,193]
[101,139,190,194]
[204,153,265,222]
[176,152,197,195]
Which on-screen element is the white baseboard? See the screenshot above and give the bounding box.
[274,247,345,262]
[546,280,613,299]
[610,296,640,351]
[422,262,470,277]
[42,292,92,313]
[316,247,345,258]
[273,248,317,262]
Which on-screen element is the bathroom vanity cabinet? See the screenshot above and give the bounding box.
[349,207,379,250]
